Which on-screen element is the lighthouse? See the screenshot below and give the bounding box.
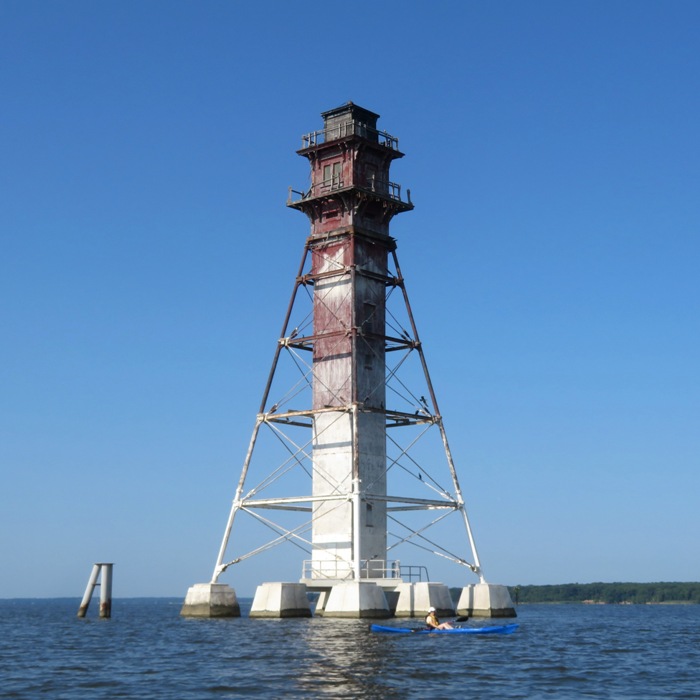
[181,104,515,619]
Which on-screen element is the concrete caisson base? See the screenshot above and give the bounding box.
[249,582,312,618]
[413,582,454,617]
[393,581,454,618]
[317,581,390,618]
[180,583,241,618]
[389,582,415,617]
[457,583,516,618]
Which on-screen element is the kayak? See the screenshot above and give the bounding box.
[370,622,519,635]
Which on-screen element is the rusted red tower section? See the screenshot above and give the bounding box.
[289,102,412,232]
[287,103,414,580]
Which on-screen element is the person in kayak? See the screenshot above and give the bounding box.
[425,606,454,630]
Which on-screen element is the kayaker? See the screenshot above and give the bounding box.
[425,606,454,630]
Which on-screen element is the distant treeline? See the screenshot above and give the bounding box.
[507,582,700,605]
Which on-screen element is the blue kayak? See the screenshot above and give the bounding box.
[370,622,519,635]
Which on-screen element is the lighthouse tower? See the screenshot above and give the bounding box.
[181,104,515,619]
[290,103,409,584]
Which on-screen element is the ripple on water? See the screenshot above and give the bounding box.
[1,601,700,698]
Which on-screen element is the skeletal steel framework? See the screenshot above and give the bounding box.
[210,244,487,585]
[211,109,487,588]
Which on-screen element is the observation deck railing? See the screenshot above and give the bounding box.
[301,120,399,150]
[288,178,409,205]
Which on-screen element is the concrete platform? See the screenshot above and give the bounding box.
[180,582,241,617]
[457,583,516,618]
[392,581,454,617]
[249,582,312,618]
[317,581,391,618]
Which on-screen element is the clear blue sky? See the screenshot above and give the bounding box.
[2,0,698,598]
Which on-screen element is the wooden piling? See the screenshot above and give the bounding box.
[77,563,113,618]
[99,563,113,618]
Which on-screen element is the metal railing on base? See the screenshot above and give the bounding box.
[301,559,429,582]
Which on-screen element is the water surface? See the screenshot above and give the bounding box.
[1,599,698,698]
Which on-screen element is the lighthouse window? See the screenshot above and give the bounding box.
[366,165,377,191]
[366,502,374,527]
[323,162,342,189]
[322,201,339,219]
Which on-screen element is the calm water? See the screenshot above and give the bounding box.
[1,599,699,698]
